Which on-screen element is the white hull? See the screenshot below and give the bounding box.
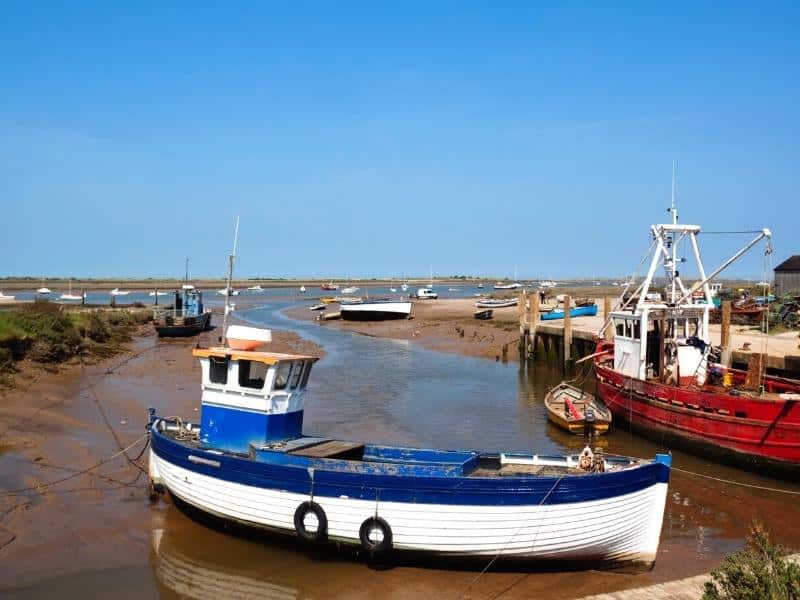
[340,301,412,320]
[150,451,666,565]
[59,294,83,301]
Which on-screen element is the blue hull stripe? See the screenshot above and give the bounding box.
[152,430,670,506]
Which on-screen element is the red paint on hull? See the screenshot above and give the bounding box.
[594,342,800,477]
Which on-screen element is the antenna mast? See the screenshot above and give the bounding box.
[670,161,678,302]
[221,216,240,346]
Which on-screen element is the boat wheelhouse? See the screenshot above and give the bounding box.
[595,217,800,478]
[148,325,672,568]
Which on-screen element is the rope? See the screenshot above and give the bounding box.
[80,355,148,475]
[672,466,800,495]
[699,230,766,235]
[457,476,564,599]
[0,343,161,441]
[0,433,150,497]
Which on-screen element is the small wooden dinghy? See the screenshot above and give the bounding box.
[545,382,612,435]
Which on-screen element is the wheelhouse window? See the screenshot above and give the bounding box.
[616,319,624,336]
[238,360,268,390]
[209,357,229,384]
[290,361,304,389]
[273,362,292,391]
[632,321,641,340]
[300,362,313,388]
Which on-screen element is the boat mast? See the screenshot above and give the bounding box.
[670,162,678,304]
[221,216,240,346]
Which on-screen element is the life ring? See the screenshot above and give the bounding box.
[293,501,328,542]
[359,516,393,553]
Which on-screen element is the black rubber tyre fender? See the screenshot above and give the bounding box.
[359,516,393,553]
[294,501,328,542]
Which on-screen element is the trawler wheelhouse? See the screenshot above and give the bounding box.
[194,346,318,453]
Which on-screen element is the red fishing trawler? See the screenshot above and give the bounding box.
[594,208,800,480]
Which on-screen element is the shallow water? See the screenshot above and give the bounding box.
[6,299,800,599]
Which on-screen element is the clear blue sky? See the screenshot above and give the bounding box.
[1,2,797,280]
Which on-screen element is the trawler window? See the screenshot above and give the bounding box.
[616,320,624,336]
[273,362,292,390]
[209,357,228,384]
[624,321,632,338]
[290,361,304,389]
[239,360,267,389]
[300,362,312,388]
[632,321,641,340]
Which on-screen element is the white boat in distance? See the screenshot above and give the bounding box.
[341,286,359,294]
[36,287,52,295]
[340,298,412,321]
[218,288,240,296]
[299,286,307,293]
[110,288,130,296]
[539,280,557,288]
[247,284,263,292]
[0,291,16,302]
[149,290,168,297]
[493,282,522,290]
[476,298,518,309]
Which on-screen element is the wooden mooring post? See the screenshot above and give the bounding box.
[518,290,527,355]
[603,296,613,342]
[528,290,539,359]
[720,300,731,367]
[563,295,572,370]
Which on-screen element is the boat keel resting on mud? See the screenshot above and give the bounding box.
[148,325,672,569]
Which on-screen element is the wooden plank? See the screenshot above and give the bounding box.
[290,440,364,458]
[743,352,765,391]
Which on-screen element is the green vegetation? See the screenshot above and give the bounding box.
[0,301,151,380]
[703,520,800,600]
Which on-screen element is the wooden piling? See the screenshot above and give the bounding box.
[720,300,731,367]
[518,291,527,353]
[563,295,572,369]
[528,291,539,358]
[603,296,613,342]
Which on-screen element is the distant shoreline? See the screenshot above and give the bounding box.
[0,277,766,291]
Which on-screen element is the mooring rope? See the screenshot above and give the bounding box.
[0,342,161,441]
[457,476,564,599]
[0,433,150,497]
[672,466,800,495]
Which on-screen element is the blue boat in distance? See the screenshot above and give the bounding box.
[147,323,672,569]
[541,304,599,321]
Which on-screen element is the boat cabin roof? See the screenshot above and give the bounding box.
[193,347,319,365]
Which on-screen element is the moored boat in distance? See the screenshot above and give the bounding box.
[321,282,338,291]
[341,286,359,294]
[340,298,412,321]
[475,298,518,309]
[541,304,598,321]
[148,325,672,569]
[594,209,800,479]
[493,282,522,290]
[545,383,612,436]
[36,287,52,295]
[110,287,130,296]
[153,288,212,337]
[0,291,16,302]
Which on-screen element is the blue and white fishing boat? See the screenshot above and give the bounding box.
[540,304,599,321]
[147,322,671,569]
